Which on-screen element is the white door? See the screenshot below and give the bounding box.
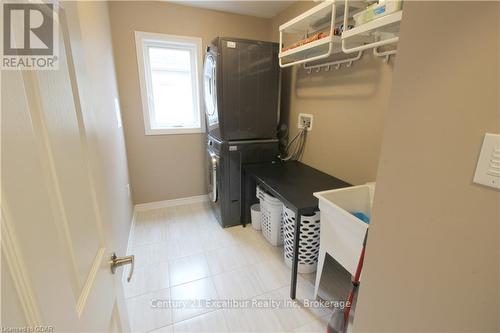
[2,4,130,332]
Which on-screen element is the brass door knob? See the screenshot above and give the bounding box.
[110,253,135,282]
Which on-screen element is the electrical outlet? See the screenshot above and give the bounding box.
[126,183,131,197]
[298,113,313,131]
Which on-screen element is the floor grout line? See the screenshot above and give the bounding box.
[128,202,332,333]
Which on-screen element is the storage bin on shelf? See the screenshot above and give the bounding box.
[342,0,403,54]
[257,186,284,246]
[283,206,321,273]
[352,0,402,27]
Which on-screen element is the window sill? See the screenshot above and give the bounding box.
[145,127,205,135]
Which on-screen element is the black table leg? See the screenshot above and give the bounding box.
[290,209,302,299]
[242,172,260,227]
[241,170,247,227]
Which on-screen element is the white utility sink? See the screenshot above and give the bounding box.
[313,183,375,276]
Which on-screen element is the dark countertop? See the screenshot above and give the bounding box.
[243,160,351,213]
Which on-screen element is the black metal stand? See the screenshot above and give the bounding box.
[241,161,351,300]
[290,208,302,299]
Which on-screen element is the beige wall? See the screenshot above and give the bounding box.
[353,2,500,332]
[108,1,272,204]
[64,1,133,255]
[271,2,394,185]
[110,1,392,203]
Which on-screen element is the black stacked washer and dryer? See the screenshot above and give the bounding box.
[204,37,280,227]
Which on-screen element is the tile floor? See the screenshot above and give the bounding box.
[124,202,348,333]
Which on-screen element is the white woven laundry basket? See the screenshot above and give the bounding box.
[283,206,320,273]
[257,186,284,246]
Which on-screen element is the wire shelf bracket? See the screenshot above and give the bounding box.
[373,47,397,63]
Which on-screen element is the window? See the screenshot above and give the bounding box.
[135,31,204,135]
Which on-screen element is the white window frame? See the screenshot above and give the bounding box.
[135,31,205,135]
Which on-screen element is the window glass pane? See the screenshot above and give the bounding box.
[149,47,190,71]
[147,45,198,129]
[150,70,195,127]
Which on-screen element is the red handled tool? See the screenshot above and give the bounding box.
[327,231,368,333]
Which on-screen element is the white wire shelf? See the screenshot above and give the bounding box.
[278,0,366,68]
[280,35,341,63]
[280,0,366,34]
[280,0,337,34]
[342,10,402,38]
[278,1,403,67]
[342,10,403,53]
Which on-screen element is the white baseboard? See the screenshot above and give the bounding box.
[134,194,209,212]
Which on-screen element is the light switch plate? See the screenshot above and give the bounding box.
[473,133,500,189]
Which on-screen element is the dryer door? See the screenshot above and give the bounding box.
[207,149,218,203]
[203,53,218,128]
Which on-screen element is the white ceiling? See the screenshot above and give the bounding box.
[169,1,297,19]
